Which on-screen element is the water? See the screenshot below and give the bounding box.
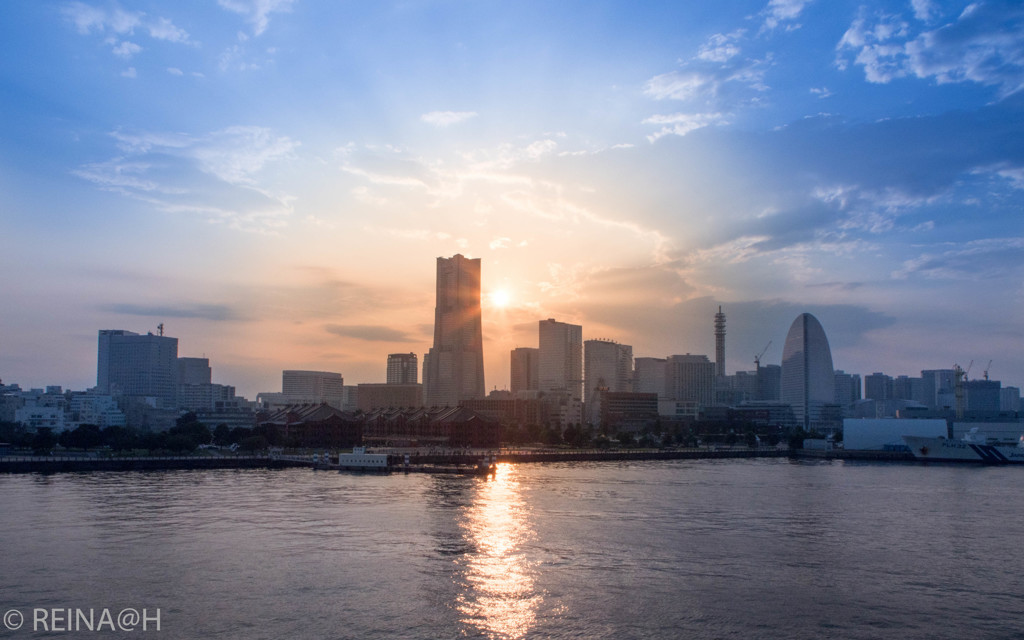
[2,459,1023,639]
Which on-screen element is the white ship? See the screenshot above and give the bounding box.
[903,428,1024,464]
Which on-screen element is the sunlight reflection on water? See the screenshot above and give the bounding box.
[456,463,543,639]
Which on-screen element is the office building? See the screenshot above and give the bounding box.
[665,354,716,408]
[386,353,418,385]
[423,254,485,407]
[584,339,633,424]
[96,329,178,406]
[510,347,540,395]
[780,313,836,430]
[178,357,212,385]
[538,318,583,399]
[282,372,346,407]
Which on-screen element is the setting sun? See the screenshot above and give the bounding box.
[489,289,512,309]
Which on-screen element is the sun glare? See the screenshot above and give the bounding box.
[490,289,512,308]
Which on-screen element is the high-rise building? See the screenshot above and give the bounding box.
[780,313,836,430]
[423,254,485,407]
[386,353,418,385]
[178,357,212,385]
[714,306,726,378]
[921,369,957,410]
[97,329,179,406]
[510,347,540,395]
[834,370,862,406]
[538,319,583,400]
[584,340,633,424]
[864,372,894,401]
[1000,386,1021,412]
[633,357,667,397]
[665,354,716,408]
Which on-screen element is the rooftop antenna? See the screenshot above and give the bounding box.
[157,323,164,337]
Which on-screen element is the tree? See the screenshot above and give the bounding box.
[615,431,635,447]
[213,424,232,446]
[32,428,57,455]
[59,424,104,450]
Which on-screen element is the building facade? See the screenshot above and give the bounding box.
[510,347,540,395]
[386,353,418,385]
[423,255,485,407]
[97,330,179,407]
[780,313,836,431]
[538,318,583,400]
[584,340,633,424]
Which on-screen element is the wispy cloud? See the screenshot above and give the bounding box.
[643,112,727,141]
[99,303,241,321]
[62,2,194,55]
[893,237,1024,280]
[217,0,297,36]
[421,111,479,127]
[325,324,417,342]
[74,126,299,232]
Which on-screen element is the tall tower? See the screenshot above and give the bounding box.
[780,313,835,430]
[714,306,726,378]
[424,254,485,407]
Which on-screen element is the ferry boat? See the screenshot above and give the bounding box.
[903,429,1024,464]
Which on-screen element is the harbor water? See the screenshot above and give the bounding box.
[2,458,1023,639]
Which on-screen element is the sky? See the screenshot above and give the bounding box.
[1,0,1022,398]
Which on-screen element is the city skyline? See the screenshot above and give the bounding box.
[2,1,1022,397]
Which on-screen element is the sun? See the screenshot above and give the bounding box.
[489,289,512,308]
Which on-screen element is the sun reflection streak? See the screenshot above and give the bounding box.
[456,463,542,639]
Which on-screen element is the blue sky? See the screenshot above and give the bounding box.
[1,0,1022,397]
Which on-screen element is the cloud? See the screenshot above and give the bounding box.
[120,67,137,78]
[911,0,937,23]
[110,40,141,58]
[893,237,1024,280]
[644,112,727,141]
[761,0,814,33]
[62,2,192,46]
[325,324,417,342]
[167,67,183,76]
[421,111,479,127]
[74,126,299,232]
[99,303,241,321]
[837,1,1024,97]
[697,32,744,62]
[217,0,297,36]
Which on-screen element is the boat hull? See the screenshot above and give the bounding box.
[903,436,1024,464]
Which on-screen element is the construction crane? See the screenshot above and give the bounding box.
[984,360,993,381]
[754,341,772,370]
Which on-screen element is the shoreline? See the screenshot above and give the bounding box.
[0,447,925,473]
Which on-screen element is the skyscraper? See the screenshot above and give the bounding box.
[423,254,485,407]
[510,347,539,395]
[386,353,418,385]
[538,318,583,400]
[780,313,836,430]
[97,329,178,406]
